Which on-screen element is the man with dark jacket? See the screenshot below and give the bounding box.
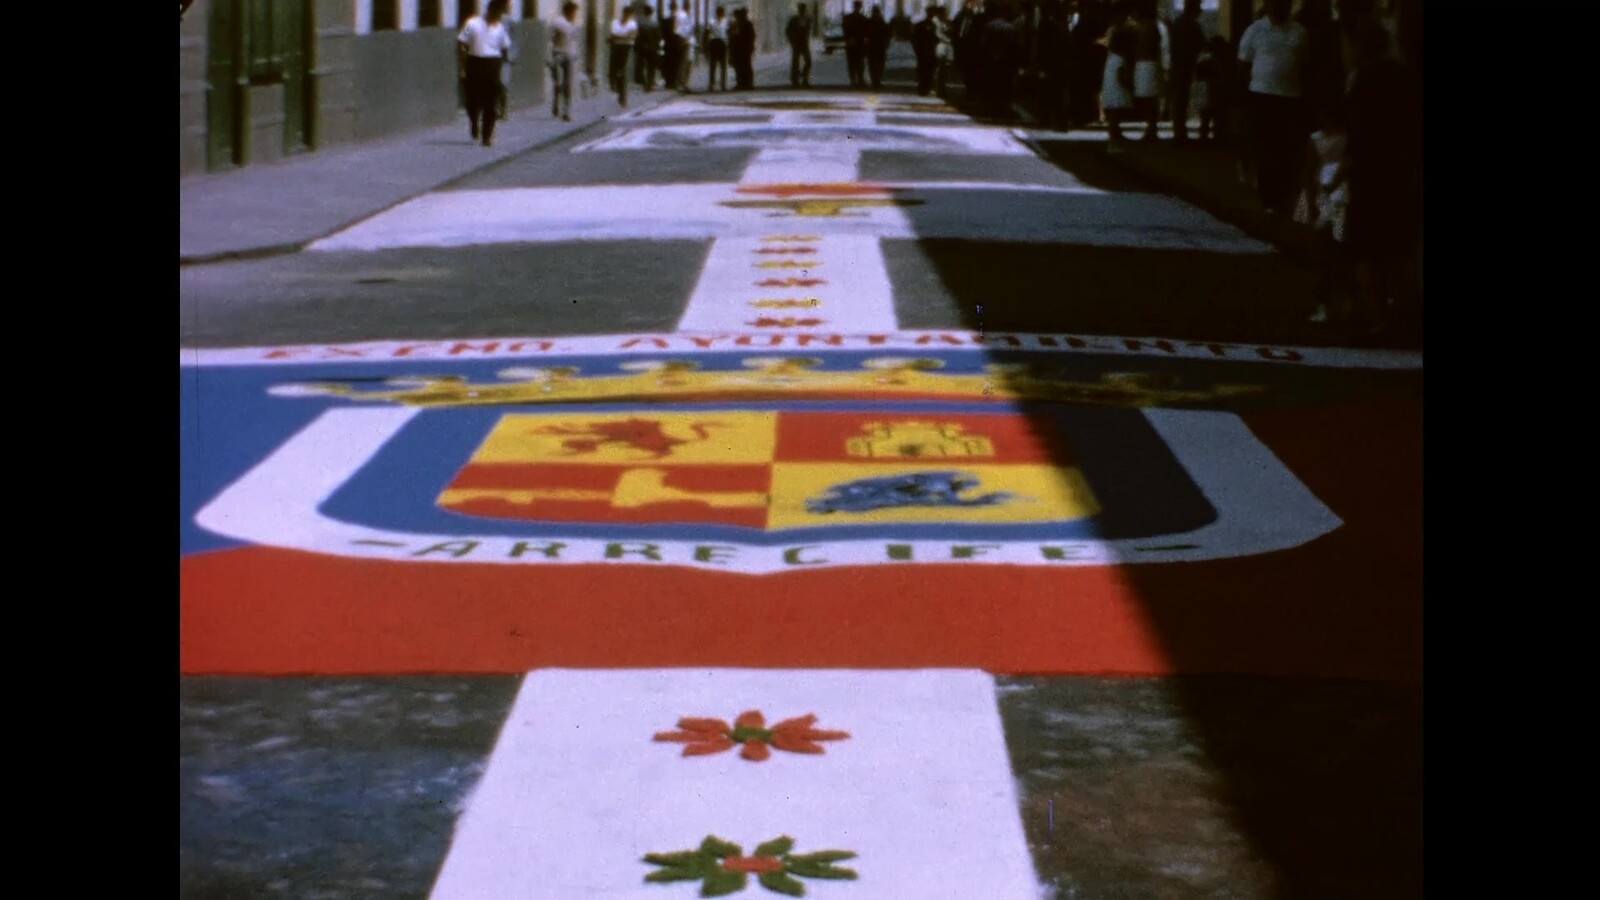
[787,3,814,86]
[844,2,870,87]
[979,0,1021,119]
[1166,0,1205,141]
[911,6,941,95]
[867,5,892,89]
[731,7,758,89]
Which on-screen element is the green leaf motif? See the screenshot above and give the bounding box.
[758,871,808,896]
[786,860,858,880]
[701,869,747,897]
[787,851,856,864]
[645,868,708,883]
[700,836,743,858]
[644,851,709,868]
[754,836,796,857]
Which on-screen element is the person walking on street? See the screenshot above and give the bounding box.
[549,1,580,121]
[787,3,814,87]
[609,4,639,107]
[635,4,663,92]
[731,7,757,89]
[706,6,730,92]
[867,5,892,89]
[458,0,514,147]
[844,2,869,87]
[1166,0,1204,142]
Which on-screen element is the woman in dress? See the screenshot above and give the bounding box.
[1099,1,1136,144]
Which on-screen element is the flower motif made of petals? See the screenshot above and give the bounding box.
[653,710,850,761]
[643,834,858,896]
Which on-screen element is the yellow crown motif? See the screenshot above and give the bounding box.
[267,358,1266,408]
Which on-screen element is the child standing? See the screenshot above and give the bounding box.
[1195,35,1234,146]
[1296,102,1351,327]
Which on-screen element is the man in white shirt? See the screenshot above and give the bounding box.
[1237,0,1311,214]
[706,6,731,92]
[673,3,699,92]
[549,2,580,121]
[458,0,514,146]
[609,5,639,107]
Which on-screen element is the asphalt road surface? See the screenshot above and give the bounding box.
[181,43,1422,900]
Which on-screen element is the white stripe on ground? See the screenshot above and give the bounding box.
[304,182,1288,254]
[428,669,1042,900]
[181,332,1423,369]
[190,406,1340,571]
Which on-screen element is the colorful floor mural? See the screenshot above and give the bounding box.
[181,86,1423,898]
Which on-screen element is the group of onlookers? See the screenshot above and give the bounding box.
[608,3,759,104]
[929,0,1419,340]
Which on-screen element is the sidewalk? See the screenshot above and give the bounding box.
[179,50,793,266]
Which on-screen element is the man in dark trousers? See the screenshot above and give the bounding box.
[634,4,662,91]
[1166,0,1205,142]
[731,7,758,89]
[661,4,682,93]
[867,5,892,89]
[979,0,1021,119]
[787,3,814,86]
[911,5,940,95]
[843,2,869,87]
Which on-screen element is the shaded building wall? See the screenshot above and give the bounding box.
[180,3,209,174]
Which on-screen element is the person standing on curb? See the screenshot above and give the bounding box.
[609,4,639,107]
[788,4,815,87]
[458,0,514,147]
[549,1,580,121]
[706,6,731,92]
[1237,0,1311,215]
[731,7,758,89]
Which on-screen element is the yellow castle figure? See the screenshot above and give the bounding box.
[845,421,996,459]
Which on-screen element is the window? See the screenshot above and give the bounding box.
[372,0,399,30]
[421,0,443,26]
[523,0,538,17]
[246,0,285,82]
[458,0,475,28]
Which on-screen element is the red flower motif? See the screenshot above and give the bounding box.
[653,709,851,762]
